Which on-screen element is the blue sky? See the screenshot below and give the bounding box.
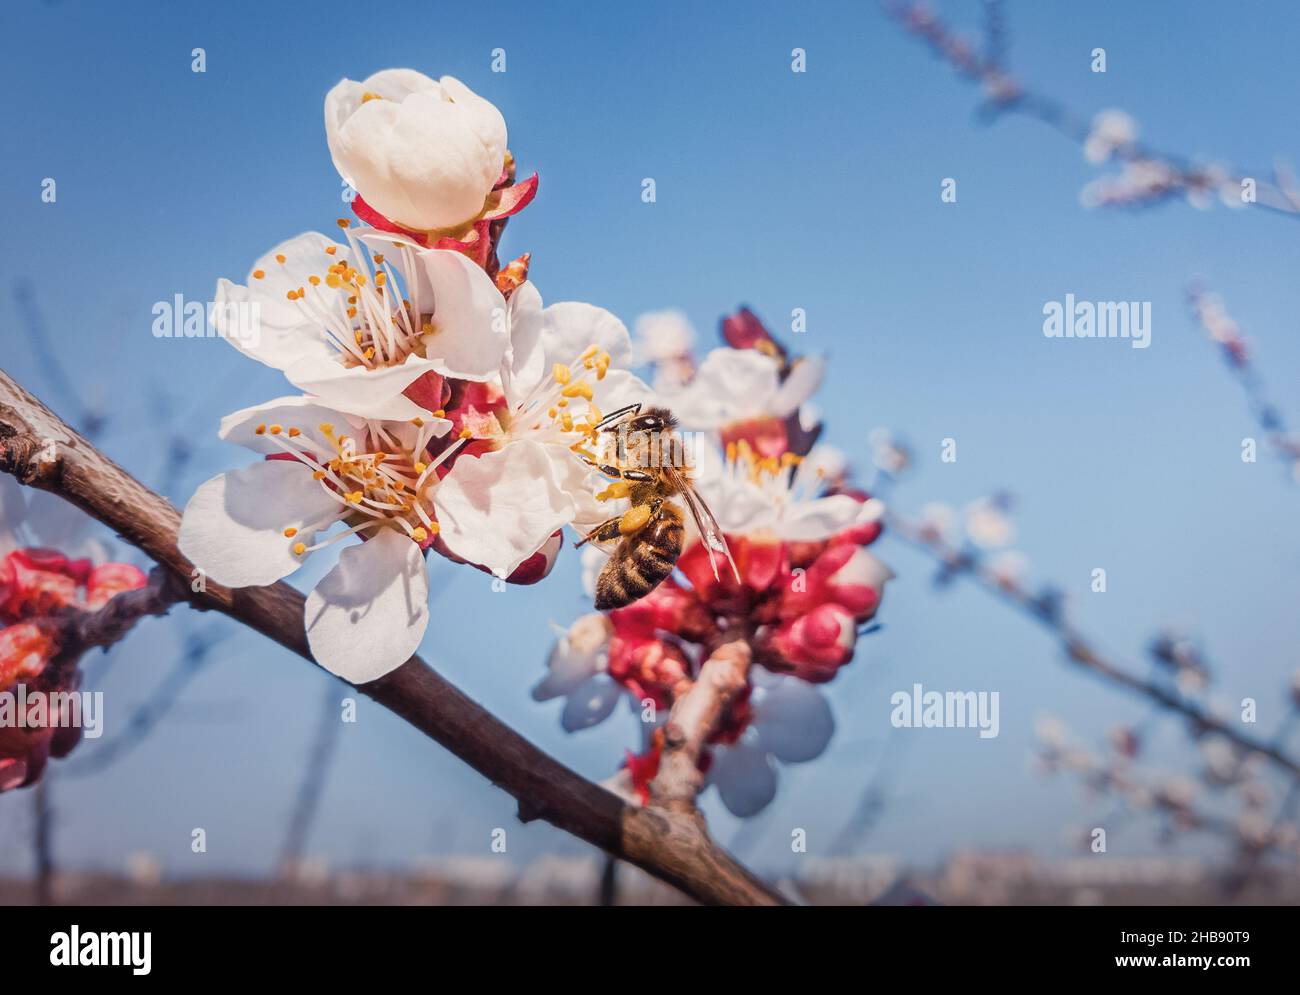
[3,0,1300,878]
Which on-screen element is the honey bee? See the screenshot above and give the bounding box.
[577,404,739,610]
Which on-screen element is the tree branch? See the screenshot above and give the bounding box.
[52,567,185,663]
[886,510,1300,781]
[650,635,752,813]
[0,367,785,907]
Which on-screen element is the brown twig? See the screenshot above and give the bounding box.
[882,0,1300,218]
[51,567,185,664]
[0,368,783,906]
[886,510,1300,781]
[650,634,753,814]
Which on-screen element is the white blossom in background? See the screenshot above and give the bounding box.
[963,496,1015,549]
[664,347,823,431]
[708,672,835,817]
[1083,109,1137,164]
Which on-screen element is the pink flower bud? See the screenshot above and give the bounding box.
[762,603,857,682]
[85,563,148,610]
[607,636,691,707]
[609,581,714,643]
[827,487,884,547]
[675,540,739,609]
[822,546,893,621]
[721,306,785,363]
[0,623,56,691]
[2,550,82,620]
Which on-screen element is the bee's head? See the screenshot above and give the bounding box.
[628,406,678,434]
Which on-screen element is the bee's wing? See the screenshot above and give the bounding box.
[665,465,741,583]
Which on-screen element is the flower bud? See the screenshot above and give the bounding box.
[85,563,148,610]
[326,71,507,232]
[721,306,786,364]
[762,602,857,682]
[609,581,715,643]
[0,623,56,691]
[607,636,691,707]
[2,549,83,620]
[821,546,893,621]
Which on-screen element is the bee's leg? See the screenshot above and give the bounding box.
[574,516,624,549]
[594,403,642,432]
[617,498,663,536]
[620,469,654,482]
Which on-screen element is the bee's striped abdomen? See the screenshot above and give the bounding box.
[595,512,684,610]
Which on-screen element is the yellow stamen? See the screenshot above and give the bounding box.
[561,382,593,401]
[552,363,571,385]
[252,269,265,280]
[293,542,307,555]
[283,527,298,538]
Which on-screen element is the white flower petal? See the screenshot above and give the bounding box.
[305,529,429,683]
[219,395,358,455]
[559,674,623,732]
[589,369,654,418]
[778,494,884,541]
[541,302,633,370]
[285,352,453,415]
[769,356,826,417]
[754,678,835,763]
[503,281,546,407]
[633,309,696,363]
[216,233,344,370]
[178,461,342,587]
[439,75,508,181]
[434,440,578,578]
[670,348,780,429]
[710,741,778,817]
[419,249,510,380]
[533,614,610,700]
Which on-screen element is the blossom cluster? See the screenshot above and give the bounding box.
[180,69,650,681]
[535,308,893,816]
[0,547,145,791]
